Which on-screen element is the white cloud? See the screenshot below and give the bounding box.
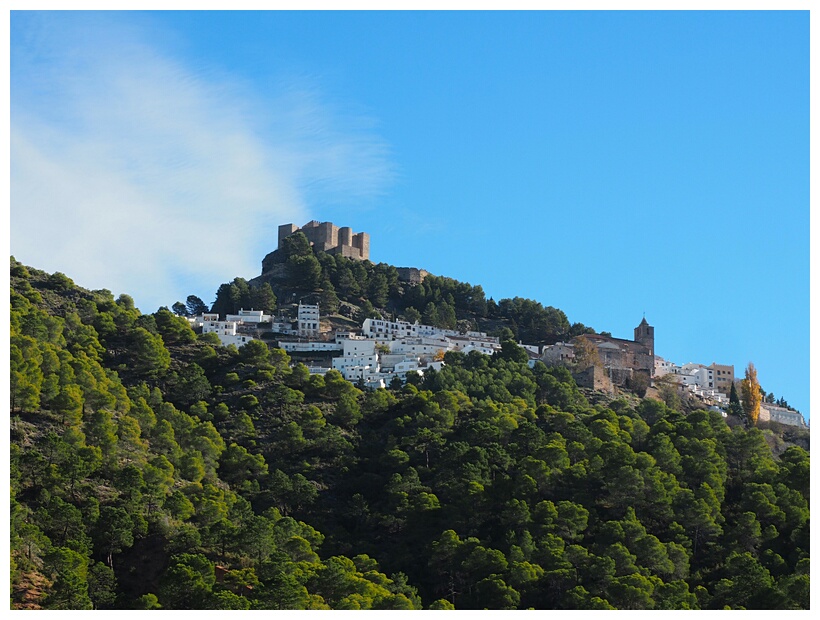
[10,13,392,312]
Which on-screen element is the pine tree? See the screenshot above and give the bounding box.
[727,381,744,420]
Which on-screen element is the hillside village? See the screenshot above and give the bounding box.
[183,220,808,429]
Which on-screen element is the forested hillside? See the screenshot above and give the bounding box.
[9,256,810,610]
[210,230,598,346]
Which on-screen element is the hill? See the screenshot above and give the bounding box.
[9,256,810,610]
[206,231,600,347]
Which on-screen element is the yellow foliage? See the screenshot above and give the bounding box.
[740,362,762,426]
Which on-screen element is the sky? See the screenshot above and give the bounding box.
[8,9,811,419]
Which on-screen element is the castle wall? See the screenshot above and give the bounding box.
[396,267,429,284]
[329,245,366,259]
[572,365,615,394]
[278,221,369,260]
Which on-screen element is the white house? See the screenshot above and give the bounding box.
[654,356,680,378]
[298,303,321,337]
[225,308,272,324]
[201,318,256,348]
[189,313,220,328]
[361,318,416,340]
[449,335,502,355]
[391,336,452,360]
[332,338,380,379]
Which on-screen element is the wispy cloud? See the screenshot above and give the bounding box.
[11,12,393,312]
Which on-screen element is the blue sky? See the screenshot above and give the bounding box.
[9,10,810,419]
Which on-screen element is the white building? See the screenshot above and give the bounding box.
[201,318,256,348]
[298,303,321,337]
[680,363,715,389]
[188,313,220,328]
[518,343,541,355]
[361,317,500,344]
[449,335,503,355]
[654,356,680,378]
[271,320,296,334]
[391,336,453,360]
[225,308,272,324]
[362,318,416,340]
[279,341,342,353]
[307,366,331,375]
[332,338,379,379]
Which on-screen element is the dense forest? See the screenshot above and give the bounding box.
[9,255,810,609]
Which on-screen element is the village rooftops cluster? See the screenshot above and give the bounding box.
[278,315,506,389]
[653,359,735,407]
[188,309,271,348]
[180,274,808,426]
[187,303,324,347]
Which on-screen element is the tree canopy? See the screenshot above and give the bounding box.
[9,256,809,610]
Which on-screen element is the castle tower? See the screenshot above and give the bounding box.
[354,231,370,260]
[278,223,298,248]
[634,317,654,357]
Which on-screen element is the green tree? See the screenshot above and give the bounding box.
[333,392,362,427]
[320,279,340,314]
[251,282,277,314]
[43,547,93,609]
[287,254,322,290]
[94,506,137,568]
[87,561,117,609]
[368,273,389,307]
[172,301,188,316]
[131,327,171,379]
[727,381,744,419]
[186,295,209,316]
[159,553,216,609]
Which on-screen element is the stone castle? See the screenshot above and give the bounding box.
[257,221,431,285]
[279,220,370,260]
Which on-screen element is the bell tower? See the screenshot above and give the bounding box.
[634,316,654,356]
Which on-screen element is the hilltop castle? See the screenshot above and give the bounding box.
[279,220,370,260]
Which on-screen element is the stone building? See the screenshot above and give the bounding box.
[709,363,735,395]
[574,317,655,379]
[759,403,808,428]
[279,220,370,260]
[538,318,654,389]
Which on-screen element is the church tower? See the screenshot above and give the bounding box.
[634,317,654,356]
